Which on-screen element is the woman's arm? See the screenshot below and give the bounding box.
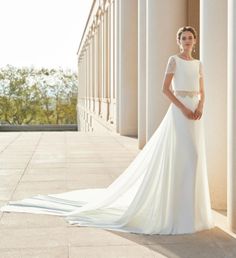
[162,73,184,110]
[193,62,205,120]
[198,76,205,108]
[162,73,195,119]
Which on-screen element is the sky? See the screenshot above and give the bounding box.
[0,0,93,72]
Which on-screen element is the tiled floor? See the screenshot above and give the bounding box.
[0,131,235,258]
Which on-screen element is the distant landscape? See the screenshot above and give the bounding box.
[0,65,78,125]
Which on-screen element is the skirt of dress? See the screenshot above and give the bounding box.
[0,95,215,235]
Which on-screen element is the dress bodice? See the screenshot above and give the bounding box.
[165,54,203,92]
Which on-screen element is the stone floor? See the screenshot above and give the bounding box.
[0,131,235,258]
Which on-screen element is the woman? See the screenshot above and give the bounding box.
[0,26,215,235]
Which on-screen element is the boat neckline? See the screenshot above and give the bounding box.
[175,54,198,62]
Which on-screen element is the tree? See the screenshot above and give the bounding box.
[0,65,78,125]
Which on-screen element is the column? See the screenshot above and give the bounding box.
[89,36,93,113]
[187,0,200,58]
[107,3,111,122]
[87,44,90,131]
[138,0,146,149]
[94,19,99,114]
[95,12,101,116]
[227,0,236,233]
[109,0,115,125]
[118,0,138,136]
[92,29,96,113]
[101,5,107,119]
[87,45,90,111]
[98,9,103,117]
[146,0,187,141]
[77,61,81,130]
[104,5,109,121]
[85,49,88,110]
[101,8,105,118]
[114,0,120,132]
[200,0,227,210]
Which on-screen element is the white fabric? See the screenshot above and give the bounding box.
[165,55,203,92]
[0,55,215,235]
[165,55,176,74]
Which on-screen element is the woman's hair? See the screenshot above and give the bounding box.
[176,26,197,41]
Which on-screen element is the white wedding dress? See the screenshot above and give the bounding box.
[0,54,215,235]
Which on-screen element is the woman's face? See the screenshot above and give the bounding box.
[178,31,196,51]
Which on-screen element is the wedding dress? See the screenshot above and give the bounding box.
[0,54,215,235]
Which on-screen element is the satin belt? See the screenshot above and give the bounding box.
[173,90,199,98]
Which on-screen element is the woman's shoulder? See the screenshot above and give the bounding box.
[166,55,177,65]
[167,54,177,61]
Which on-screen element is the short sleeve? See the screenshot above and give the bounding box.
[199,61,204,78]
[165,56,176,75]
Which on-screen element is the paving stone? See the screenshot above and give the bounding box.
[29,162,67,168]
[69,245,167,258]
[67,227,136,246]
[0,213,66,229]
[11,181,67,200]
[0,227,67,249]
[0,247,68,258]
[65,173,113,189]
[0,161,29,169]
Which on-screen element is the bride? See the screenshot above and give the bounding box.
[0,26,215,235]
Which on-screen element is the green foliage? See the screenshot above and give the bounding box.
[0,65,78,125]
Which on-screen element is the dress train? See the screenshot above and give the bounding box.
[0,94,215,235]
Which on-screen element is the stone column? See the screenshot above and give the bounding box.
[101,6,107,120]
[85,48,88,111]
[200,0,227,210]
[87,44,91,112]
[86,46,90,131]
[77,61,81,130]
[108,1,115,125]
[81,57,86,131]
[114,0,120,132]
[104,5,109,121]
[98,9,104,117]
[95,12,101,116]
[146,0,187,140]
[89,36,93,113]
[118,0,138,136]
[187,0,200,58]
[227,0,236,233]
[90,36,94,113]
[94,20,98,113]
[107,3,111,122]
[83,55,87,131]
[93,29,96,113]
[138,0,146,148]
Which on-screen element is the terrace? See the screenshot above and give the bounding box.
[0,131,235,257]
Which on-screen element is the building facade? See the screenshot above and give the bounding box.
[77,0,236,233]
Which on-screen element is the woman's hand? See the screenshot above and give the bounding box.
[181,106,195,120]
[193,105,203,120]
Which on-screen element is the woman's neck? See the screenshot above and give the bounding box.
[179,50,193,60]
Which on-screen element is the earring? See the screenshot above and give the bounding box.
[193,45,196,53]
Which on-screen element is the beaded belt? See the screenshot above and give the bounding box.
[174,91,199,97]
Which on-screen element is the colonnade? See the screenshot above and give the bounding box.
[77,0,236,233]
[77,0,138,135]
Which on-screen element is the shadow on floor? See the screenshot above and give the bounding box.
[109,227,236,258]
